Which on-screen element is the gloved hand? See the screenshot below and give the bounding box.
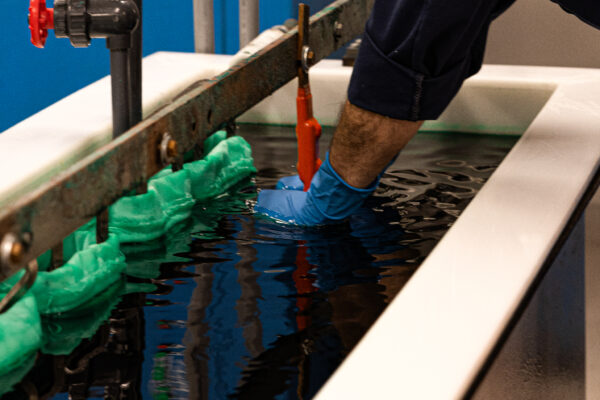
[255,153,378,226]
[276,175,304,191]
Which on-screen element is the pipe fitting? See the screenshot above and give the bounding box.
[53,0,139,48]
[88,0,140,37]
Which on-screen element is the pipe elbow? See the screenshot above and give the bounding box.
[87,0,140,37]
[111,0,140,33]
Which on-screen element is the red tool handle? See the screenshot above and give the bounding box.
[29,0,54,48]
[296,87,322,191]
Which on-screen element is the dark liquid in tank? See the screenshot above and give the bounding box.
[4,125,518,399]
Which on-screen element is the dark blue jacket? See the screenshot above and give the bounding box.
[348,0,600,120]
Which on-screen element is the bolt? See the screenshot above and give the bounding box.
[159,133,178,165]
[334,21,343,38]
[1,233,27,268]
[167,139,178,158]
[9,242,24,264]
[307,50,315,61]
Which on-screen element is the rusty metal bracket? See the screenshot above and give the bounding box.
[0,0,374,283]
[0,259,38,313]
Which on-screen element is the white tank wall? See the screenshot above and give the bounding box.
[485,3,600,398]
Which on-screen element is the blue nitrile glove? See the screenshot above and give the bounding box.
[255,153,378,226]
[276,175,304,191]
[276,154,399,192]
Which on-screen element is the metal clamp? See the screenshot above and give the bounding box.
[0,259,38,314]
[159,132,178,165]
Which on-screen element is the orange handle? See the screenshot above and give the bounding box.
[296,87,322,191]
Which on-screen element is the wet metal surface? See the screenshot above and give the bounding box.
[0,0,374,283]
[4,126,517,399]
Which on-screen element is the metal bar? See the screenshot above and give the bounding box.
[0,0,373,282]
[193,0,215,53]
[129,0,143,125]
[239,0,260,48]
[297,3,309,87]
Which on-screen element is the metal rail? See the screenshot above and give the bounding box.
[0,0,373,282]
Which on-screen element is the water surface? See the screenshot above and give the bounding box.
[5,125,518,399]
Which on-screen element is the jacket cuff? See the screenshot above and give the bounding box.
[347,31,477,121]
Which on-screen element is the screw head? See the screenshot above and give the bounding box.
[1,233,27,268]
[334,21,343,38]
[159,133,178,165]
[9,242,24,264]
[167,140,178,158]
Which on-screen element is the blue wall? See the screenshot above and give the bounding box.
[0,0,293,132]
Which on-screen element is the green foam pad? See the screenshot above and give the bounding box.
[0,131,257,380]
[0,354,37,397]
[0,294,41,376]
[41,278,125,355]
[110,134,256,243]
[186,135,257,201]
[31,234,126,315]
[204,130,228,154]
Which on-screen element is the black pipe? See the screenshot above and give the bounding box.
[107,35,132,137]
[98,34,133,244]
[50,0,141,244]
[129,0,143,126]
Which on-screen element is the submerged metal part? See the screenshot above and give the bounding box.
[0,0,374,282]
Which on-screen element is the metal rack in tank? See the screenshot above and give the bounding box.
[0,0,373,311]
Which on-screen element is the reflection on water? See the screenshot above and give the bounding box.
[5,126,517,399]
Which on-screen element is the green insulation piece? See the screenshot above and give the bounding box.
[0,294,42,376]
[186,136,257,201]
[110,135,255,242]
[0,354,37,397]
[62,220,97,262]
[32,234,126,315]
[204,129,228,154]
[0,132,256,381]
[42,278,125,355]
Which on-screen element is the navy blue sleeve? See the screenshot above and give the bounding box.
[348,0,516,121]
[552,0,600,29]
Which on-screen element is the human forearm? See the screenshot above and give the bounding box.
[329,101,423,189]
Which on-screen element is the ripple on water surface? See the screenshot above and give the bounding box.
[6,126,517,399]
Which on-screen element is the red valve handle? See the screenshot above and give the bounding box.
[296,87,322,191]
[28,0,54,48]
